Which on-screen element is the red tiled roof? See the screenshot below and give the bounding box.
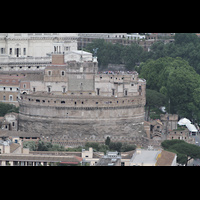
[74,156,83,162]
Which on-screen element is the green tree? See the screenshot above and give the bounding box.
[161,139,200,165]
[138,56,200,122]
[85,142,100,151]
[121,42,143,70]
[145,89,167,120]
[120,143,136,152]
[98,144,109,155]
[105,137,111,146]
[145,34,200,75]
[50,143,66,151]
[37,140,48,151]
[0,102,19,116]
[84,39,110,69]
[23,141,37,151]
[109,142,122,152]
[166,62,200,118]
[174,33,200,45]
[139,58,168,91]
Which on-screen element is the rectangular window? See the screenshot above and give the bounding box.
[125,90,128,96]
[61,71,65,76]
[112,89,115,96]
[97,89,100,96]
[14,48,21,57]
[63,88,66,93]
[9,95,13,101]
[23,48,26,55]
[1,48,5,54]
[23,84,26,88]
[10,48,12,55]
[12,122,15,127]
[48,87,51,93]
[3,96,5,101]
[33,87,36,92]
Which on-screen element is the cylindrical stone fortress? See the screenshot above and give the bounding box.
[19,94,146,139]
[18,54,147,140]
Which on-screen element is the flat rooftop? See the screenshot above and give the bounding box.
[95,158,120,166]
[130,149,161,165]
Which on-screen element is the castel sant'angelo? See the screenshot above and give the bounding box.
[0,33,147,144]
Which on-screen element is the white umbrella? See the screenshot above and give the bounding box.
[178,118,191,126]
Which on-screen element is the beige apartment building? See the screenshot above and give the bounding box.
[0,75,24,106]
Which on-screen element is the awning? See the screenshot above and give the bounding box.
[178,118,191,126]
[186,123,198,132]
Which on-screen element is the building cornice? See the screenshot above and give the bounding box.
[0,37,79,41]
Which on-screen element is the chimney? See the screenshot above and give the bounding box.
[52,54,65,65]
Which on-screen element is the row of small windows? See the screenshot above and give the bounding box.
[1,48,26,56]
[1,87,19,91]
[97,88,128,96]
[11,66,40,69]
[40,88,129,96]
[171,137,187,140]
[0,66,41,70]
[31,99,134,105]
[48,71,65,76]
[99,76,135,81]
[2,95,18,101]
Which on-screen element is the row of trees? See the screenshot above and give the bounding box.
[85,138,136,154]
[23,140,66,151]
[84,39,144,70]
[148,33,200,74]
[23,137,136,155]
[85,33,200,75]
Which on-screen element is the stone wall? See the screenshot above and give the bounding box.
[19,94,146,139]
[40,135,151,148]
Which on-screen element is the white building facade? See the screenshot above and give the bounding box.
[0,33,78,57]
[0,33,92,72]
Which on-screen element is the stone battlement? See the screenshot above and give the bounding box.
[19,94,145,108]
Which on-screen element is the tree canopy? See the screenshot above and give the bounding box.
[84,39,143,70]
[0,102,19,117]
[23,139,136,155]
[84,33,200,75]
[145,89,167,120]
[161,139,200,165]
[138,56,200,123]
